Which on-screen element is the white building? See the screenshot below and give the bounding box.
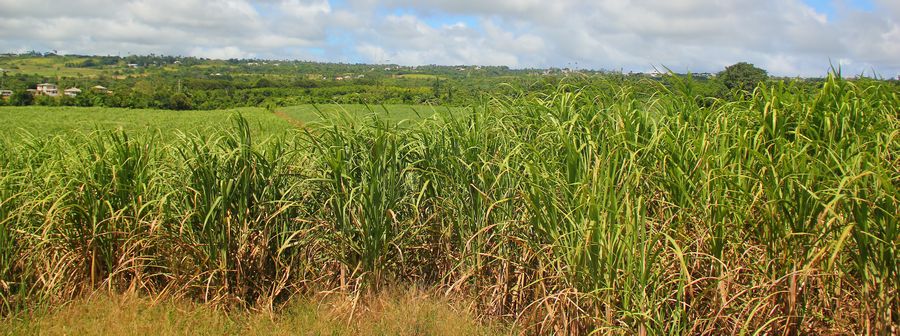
[36,83,58,96]
[64,87,82,97]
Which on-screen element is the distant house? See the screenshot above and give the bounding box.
[64,87,82,97]
[92,85,109,93]
[36,83,59,96]
[127,63,139,68]
[0,89,12,100]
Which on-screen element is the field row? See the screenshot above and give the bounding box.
[0,104,448,140]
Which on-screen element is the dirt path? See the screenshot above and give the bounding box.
[272,109,307,130]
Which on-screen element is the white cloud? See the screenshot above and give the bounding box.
[0,0,897,76]
[279,0,331,19]
[357,0,899,75]
[189,46,253,59]
[0,0,327,57]
[353,15,525,66]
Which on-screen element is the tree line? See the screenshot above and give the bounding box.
[2,58,874,110]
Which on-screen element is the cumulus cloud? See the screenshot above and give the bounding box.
[357,0,899,75]
[189,46,254,59]
[0,0,897,76]
[0,0,328,58]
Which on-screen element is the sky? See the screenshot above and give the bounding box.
[1,0,898,77]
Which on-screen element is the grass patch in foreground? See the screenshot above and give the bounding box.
[1,289,507,336]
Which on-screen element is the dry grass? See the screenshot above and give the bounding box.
[1,288,506,336]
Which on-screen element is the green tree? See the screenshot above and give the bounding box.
[10,91,34,106]
[34,95,58,106]
[717,62,769,92]
[254,77,275,88]
[168,92,193,110]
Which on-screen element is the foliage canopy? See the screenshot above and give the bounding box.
[718,62,769,92]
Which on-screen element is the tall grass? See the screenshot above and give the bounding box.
[312,116,418,287]
[176,116,298,303]
[0,74,897,334]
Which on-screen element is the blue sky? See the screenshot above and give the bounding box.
[804,0,874,17]
[1,0,898,76]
